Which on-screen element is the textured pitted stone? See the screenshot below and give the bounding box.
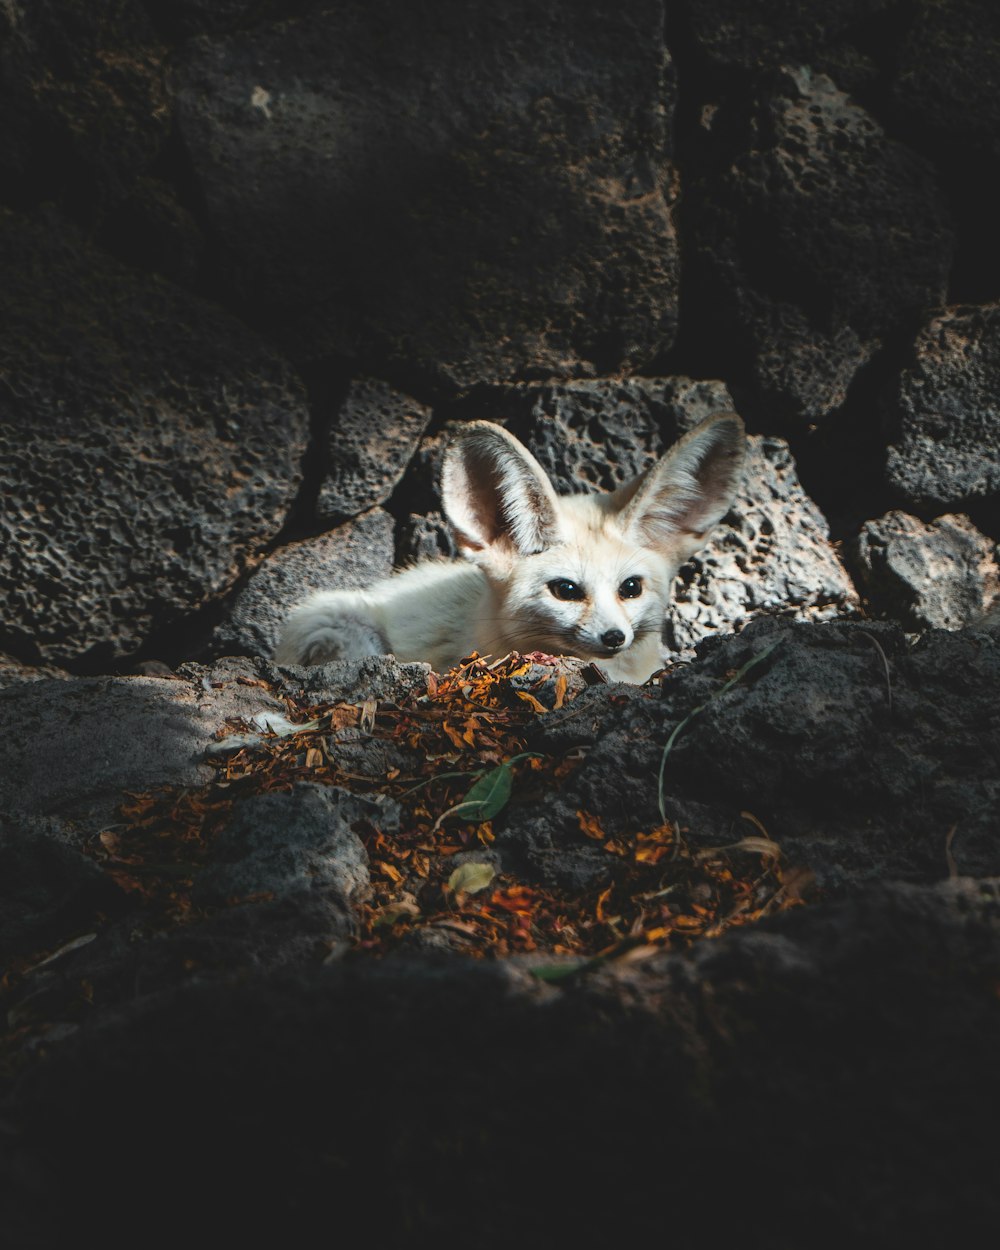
[211,509,396,659]
[457,377,859,653]
[685,0,892,71]
[0,209,310,664]
[317,379,431,524]
[891,0,1000,163]
[192,783,377,909]
[175,0,679,386]
[689,67,953,423]
[885,304,1000,512]
[0,2,168,214]
[850,511,1000,630]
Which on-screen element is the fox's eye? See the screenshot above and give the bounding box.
[548,579,585,602]
[619,577,643,599]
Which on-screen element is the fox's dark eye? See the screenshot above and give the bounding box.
[548,579,585,602]
[619,577,643,599]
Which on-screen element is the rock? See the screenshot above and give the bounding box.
[316,379,431,524]
[174,0,679,386]
[0,2,168,217]
[192,783,377,912]
[0,815,124,957]
[0,655,70,691]
[688,67,953,423]
[275,654,432,707]
[684,0,892,72]
[395,512,457,565]
[885,303,1000,512]
[454,378,860,653]
[7,878,1000,1244]
[0,208,310,664]
[891,0,1000,164]
[211,509,395,659]
[0,660,289,828]
[519,619,1000,890]
[665,436,860,652]
[850,511,1000,630]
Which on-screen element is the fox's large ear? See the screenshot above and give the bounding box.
[616,413,746,557]
[441,421,563,559]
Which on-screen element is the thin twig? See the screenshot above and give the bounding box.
[857,630,893,716]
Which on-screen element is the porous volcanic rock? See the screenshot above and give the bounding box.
[0,655,70,691]
[688,67,953,423]
[0,1,168,216]
[683,0,892,72]
[516,619,1000,892]
[395,512,457,565]
[210,508,395,659]
[890,0,1000,163]
[5,877,1000,1245]
[850,511,1000,630]
[316,379,431,524]
[458,377,859,653]
[191,782,377,911]
[885,303,1000,512]
[0,208,310,664]
[174,0,679,386]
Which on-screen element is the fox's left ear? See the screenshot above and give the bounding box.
[616,413,746,557]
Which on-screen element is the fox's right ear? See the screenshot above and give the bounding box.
[441,421,563,561]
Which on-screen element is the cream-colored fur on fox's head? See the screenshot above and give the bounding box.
[441,414,746,669]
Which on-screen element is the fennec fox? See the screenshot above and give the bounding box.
[274,413,746,683]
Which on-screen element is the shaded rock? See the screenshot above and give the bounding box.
[0,2,168,217]
[0,208,310,664]
[8,878,1000,1246]
[192,783,378,913]
[850,511,1000,630]
[96,176,207,288]
[0,659,289,828]
[0,816,124,957]
[688,67,953,423]
[684,0,892,73]
[316,379,431,524]
[175,0,679,386]
[211,509,395,658]
[276,654,431,707]
[520,619,1000,891]
[454,378,859,653]
[395,512,457,565]
[885,303,1000,512]
[891,0,1000,164]
[0,655,70,691]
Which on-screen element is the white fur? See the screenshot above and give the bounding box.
[274,413,747,683]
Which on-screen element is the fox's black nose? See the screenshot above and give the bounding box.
[601,629,625,650]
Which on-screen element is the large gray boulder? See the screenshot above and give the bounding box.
[0,209,310,664]
[210,508,396,658]
[688,67,953,424]
[174,0,679,387]
[885,303,1000,512]
[316,380,431,525]
[850,511,1000,630]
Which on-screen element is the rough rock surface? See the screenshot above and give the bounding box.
[3,627,1000,1243]
[517,619,1000,891]
[0,1,168,216]
[211,508,395,658]
[688,67,953,423]
[459,378,859,652]
[0,209,310,665]
[395,511,458,565]
[174,0,679,385]
[316,379,431,524]
[885,303,1000,512]
[191,783,377,912]
[0,655,70,691]
[851,511,1000,630]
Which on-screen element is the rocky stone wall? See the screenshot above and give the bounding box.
[2,0,999,672]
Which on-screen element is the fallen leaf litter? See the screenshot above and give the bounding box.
[88,651,809,968]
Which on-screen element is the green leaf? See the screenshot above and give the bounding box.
[433,762,515,828]
[447,861,496,895]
